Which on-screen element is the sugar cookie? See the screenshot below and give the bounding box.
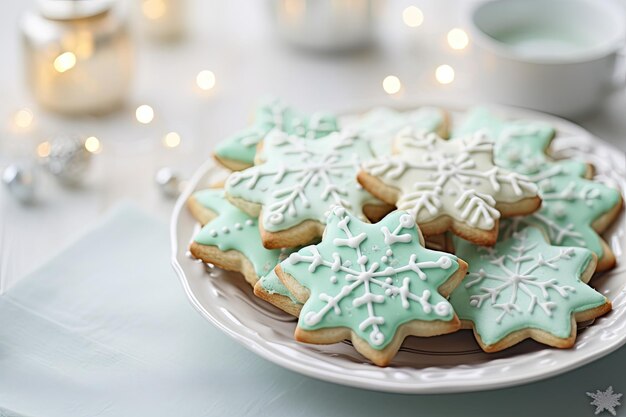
[189,189,283,286]
[358,128,541,246]
[214,99,338,171]
[450,227,611,352]
[276,207,467,366]
[226,130,392,249]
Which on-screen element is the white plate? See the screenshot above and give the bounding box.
[170,102,626,394]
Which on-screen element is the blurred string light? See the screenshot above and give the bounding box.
[36,141,51,158]
[402,6,423,28]
[53,52,77,73]
[163,131,181,148]
[382,75,402,95]
[435,65,455,85]
[142,0,167,20]
[196,70,216,91]
[14,108,34,129]
[447,28,469,50]
[84,136,102,154]
[136,104,155,124]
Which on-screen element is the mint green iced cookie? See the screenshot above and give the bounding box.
[190,189,283,286]
[225,130,388,249]
[277,207,466,366]
[214,99,338,170]
[450,227,610,352]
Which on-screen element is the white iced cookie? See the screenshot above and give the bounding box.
[358,128,542,246]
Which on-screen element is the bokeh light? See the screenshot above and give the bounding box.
[53,52,77,73]
[196,70,216,91]
[447,28,469,50]
[84,136,102,154]
[163,131,181,148]
[435,65,455,85]
[136,105,155,124]
[382,75,402,95]
[402,6,424,28]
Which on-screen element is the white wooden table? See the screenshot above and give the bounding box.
[2,0,626,291]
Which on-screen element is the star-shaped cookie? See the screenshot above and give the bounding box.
[450,227,611,352]
[214,98,338,171]
[276,207,467,366]
[358,128,541,246]
[225,130,390,249]
[189,189,283,286]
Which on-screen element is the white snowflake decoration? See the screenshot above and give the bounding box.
[283,207,459,347]
[463,231,577,324]
[226,130,380,232]
[361,129,537,231]
[587,386,623,416]
[450,226,609,349]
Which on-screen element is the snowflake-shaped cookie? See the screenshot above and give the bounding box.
[359,128,540,245]
[350,106,448,156]
[458,108,623,271]
[190,189,284,285]
[455,106,556,167]
[214,98,338,169]
[277,207,466,366]
[225,130,385,248]
[450,227,610,352]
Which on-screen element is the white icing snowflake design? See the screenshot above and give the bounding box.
[587,386,623,416]
[450,227,608,348]
[282,207,460,348]
[226,130,380,232]
[361,129,538,231]
[463,231,578,324]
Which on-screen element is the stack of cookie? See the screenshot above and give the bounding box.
[187,99,623,366]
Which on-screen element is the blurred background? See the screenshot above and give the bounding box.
[2,0,626,290]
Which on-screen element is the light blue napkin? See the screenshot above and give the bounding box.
[0,205,624,417]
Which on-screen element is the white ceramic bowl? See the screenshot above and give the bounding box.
[467,0,626,118]
[171,101,626,393]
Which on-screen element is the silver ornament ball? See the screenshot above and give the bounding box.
[40,134,92,185]
[2,164,37,204]
[155,167,181,198]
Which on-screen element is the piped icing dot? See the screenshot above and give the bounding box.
[245,219,254,226]
[222,227,230,234]
[399,213,415,228]
[209,229,218,237]
[386,249,393,257]
[234,223,243,230]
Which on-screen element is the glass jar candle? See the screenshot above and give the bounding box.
[21,0,133,115]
